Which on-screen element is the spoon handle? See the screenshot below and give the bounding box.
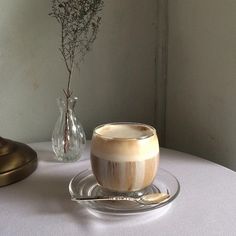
[71,195,135,202]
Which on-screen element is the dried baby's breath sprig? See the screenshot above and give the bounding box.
[50,0,104,98]
[49,0,104,153]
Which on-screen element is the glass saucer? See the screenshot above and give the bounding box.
[69,163,180,216]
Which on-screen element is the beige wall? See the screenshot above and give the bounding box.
[167,0,236,170]
[3,0,234,170]
[0,0,158,142]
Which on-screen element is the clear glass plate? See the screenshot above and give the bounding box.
[69,162,180,216]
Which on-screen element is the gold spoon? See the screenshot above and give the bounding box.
[71,192,170,205]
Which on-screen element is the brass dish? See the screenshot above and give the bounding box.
[0,137,37,187]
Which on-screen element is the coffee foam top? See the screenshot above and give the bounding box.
[91,123,159,162]
[95,124,154,139]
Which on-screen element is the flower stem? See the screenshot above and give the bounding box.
[63,61,74,153]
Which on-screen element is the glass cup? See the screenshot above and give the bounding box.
[90,122,160,193]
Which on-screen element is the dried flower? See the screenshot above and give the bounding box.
[49,0,104,153]
[49,0,104,98]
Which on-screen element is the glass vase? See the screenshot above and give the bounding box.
[52,97,86,162]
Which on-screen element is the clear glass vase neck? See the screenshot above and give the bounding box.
[57,96,78,112]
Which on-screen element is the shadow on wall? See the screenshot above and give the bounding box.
[0,0,64,142]
[1,0,158,142]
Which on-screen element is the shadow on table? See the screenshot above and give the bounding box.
[5,171,93,229]
[6,168,172,233]
[35,150,59,162]
[33,150,89,163]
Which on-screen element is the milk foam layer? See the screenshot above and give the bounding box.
[95,124,153,139]
[91,123,159,162]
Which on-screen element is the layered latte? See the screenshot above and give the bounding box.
[90,123,159,192]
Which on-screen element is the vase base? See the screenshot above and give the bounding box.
[53,154,82,163]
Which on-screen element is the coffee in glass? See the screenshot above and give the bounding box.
[90,122,159,192]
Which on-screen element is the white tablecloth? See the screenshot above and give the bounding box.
[1,142,236,236]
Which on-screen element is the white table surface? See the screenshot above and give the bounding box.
[1,142,236,236]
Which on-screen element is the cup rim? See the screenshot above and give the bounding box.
[93,122,157,140]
